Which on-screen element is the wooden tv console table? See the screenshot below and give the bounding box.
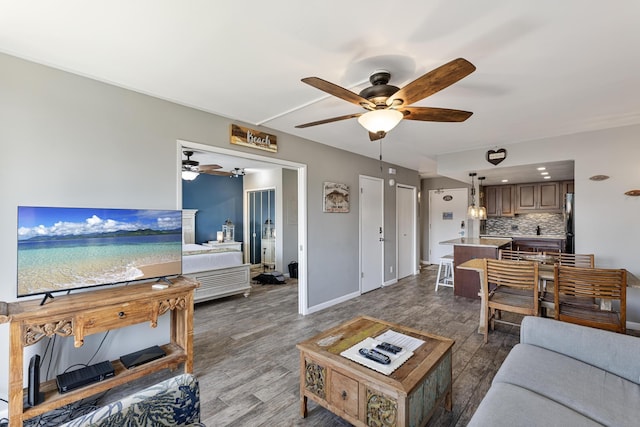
[0,276,199,427]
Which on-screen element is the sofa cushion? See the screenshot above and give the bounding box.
[59,373,202,427]
[520,316,640,384]
[468,382,602,427]
[494,343,640,427]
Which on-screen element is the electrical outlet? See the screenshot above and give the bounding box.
[390,266,393,273]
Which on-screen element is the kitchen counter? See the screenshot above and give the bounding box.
[480,234,566,240]
[440,237,512,299]
[440,237,512,248]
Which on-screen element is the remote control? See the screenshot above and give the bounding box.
[376,342,402,354]
[359,348,391,364]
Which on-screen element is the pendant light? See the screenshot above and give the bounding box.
[477,176,487,220]
[467,172,480,219]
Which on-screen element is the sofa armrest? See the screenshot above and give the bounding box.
[520,316,640,384]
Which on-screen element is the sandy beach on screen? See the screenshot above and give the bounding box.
[140,261,182,279]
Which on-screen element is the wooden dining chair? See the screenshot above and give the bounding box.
[498,249,532,261]
[554,265,626,333]
[544,252,595,268]
[539,253,595,316]
[482,259,539,343]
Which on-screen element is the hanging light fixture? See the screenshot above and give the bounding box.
[467,172,481,219]
[182,170,199,181]
[477,176,487,220]
[357,109,403,134]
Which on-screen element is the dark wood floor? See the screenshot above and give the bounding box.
[189,265,520,426]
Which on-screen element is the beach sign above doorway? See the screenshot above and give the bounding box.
[230,124,277,153]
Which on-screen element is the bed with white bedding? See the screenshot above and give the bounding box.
[182,243,250,303]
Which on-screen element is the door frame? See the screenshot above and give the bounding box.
[176,140,309,315]
[359,175,384,294]
[396,184,418,279]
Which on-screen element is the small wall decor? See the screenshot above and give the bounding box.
[624,190,640,196]
[230,124,277,153]
[486,148,507,165]
[589,175,610,181]
[323,182,350,213]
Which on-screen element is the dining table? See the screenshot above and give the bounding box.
[458,257,639,334]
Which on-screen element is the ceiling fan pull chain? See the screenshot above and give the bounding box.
[379,140,383,174]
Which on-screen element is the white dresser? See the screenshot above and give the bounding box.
[202,241,242,251]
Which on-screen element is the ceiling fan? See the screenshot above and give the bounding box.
[296,57,476,141]
[229,168,245,178]
[182,150,233,180]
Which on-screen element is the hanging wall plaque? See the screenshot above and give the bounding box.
[486,148,507,165]
[230,124,277,153]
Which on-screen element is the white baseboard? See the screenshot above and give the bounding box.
[383,278,398,287]
[306,291,360,315]
[626,321,640,331]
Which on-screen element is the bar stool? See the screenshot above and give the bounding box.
[435,254,455,292]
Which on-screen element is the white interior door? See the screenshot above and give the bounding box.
[360,175,384,293]
[429,188,468,263]
[397,185,416,279]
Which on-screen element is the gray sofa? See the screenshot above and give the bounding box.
[469,316,640,426]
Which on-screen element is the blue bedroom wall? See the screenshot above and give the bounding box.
[182,174,244,244]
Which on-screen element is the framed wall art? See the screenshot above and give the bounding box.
[323,182,349,213]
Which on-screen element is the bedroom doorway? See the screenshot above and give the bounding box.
[176,140,309,315]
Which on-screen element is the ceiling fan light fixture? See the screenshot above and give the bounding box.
[182,170,199,181]
[357,109,403,133]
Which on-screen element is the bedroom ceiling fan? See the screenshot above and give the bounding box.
[296,57,476,141]
[182,150,233,180]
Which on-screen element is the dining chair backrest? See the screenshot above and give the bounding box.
[498,249,532,261]
[482,259,539,343]
[544,252,594,268]
[554,265,626,333]
[485,259,539,297]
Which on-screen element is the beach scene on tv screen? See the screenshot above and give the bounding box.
[17,207,182,296]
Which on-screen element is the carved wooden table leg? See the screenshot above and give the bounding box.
[301,394,308,418]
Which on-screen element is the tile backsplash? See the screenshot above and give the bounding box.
[485,213,564,236]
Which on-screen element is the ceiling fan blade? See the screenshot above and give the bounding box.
[301,77,375,109]
[197,164,223,173]
[369,131,386,141]
[295,113,362,128]
[387,58,476,107]
[200,170,233,176]
[401,106,473,122]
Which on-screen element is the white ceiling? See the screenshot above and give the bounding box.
[2,1,639,180]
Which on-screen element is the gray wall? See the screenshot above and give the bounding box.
[0,52,419,394]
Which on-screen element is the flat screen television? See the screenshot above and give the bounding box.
[17,206,183,301]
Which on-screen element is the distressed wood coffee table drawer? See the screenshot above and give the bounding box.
[330,370,359,419]
[297,316,454,427]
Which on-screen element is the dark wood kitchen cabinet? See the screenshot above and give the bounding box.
[512,238,565,253]
[515,182,562,213]
[485,185,515,217]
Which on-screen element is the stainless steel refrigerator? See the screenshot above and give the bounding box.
[564,192,575,253]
